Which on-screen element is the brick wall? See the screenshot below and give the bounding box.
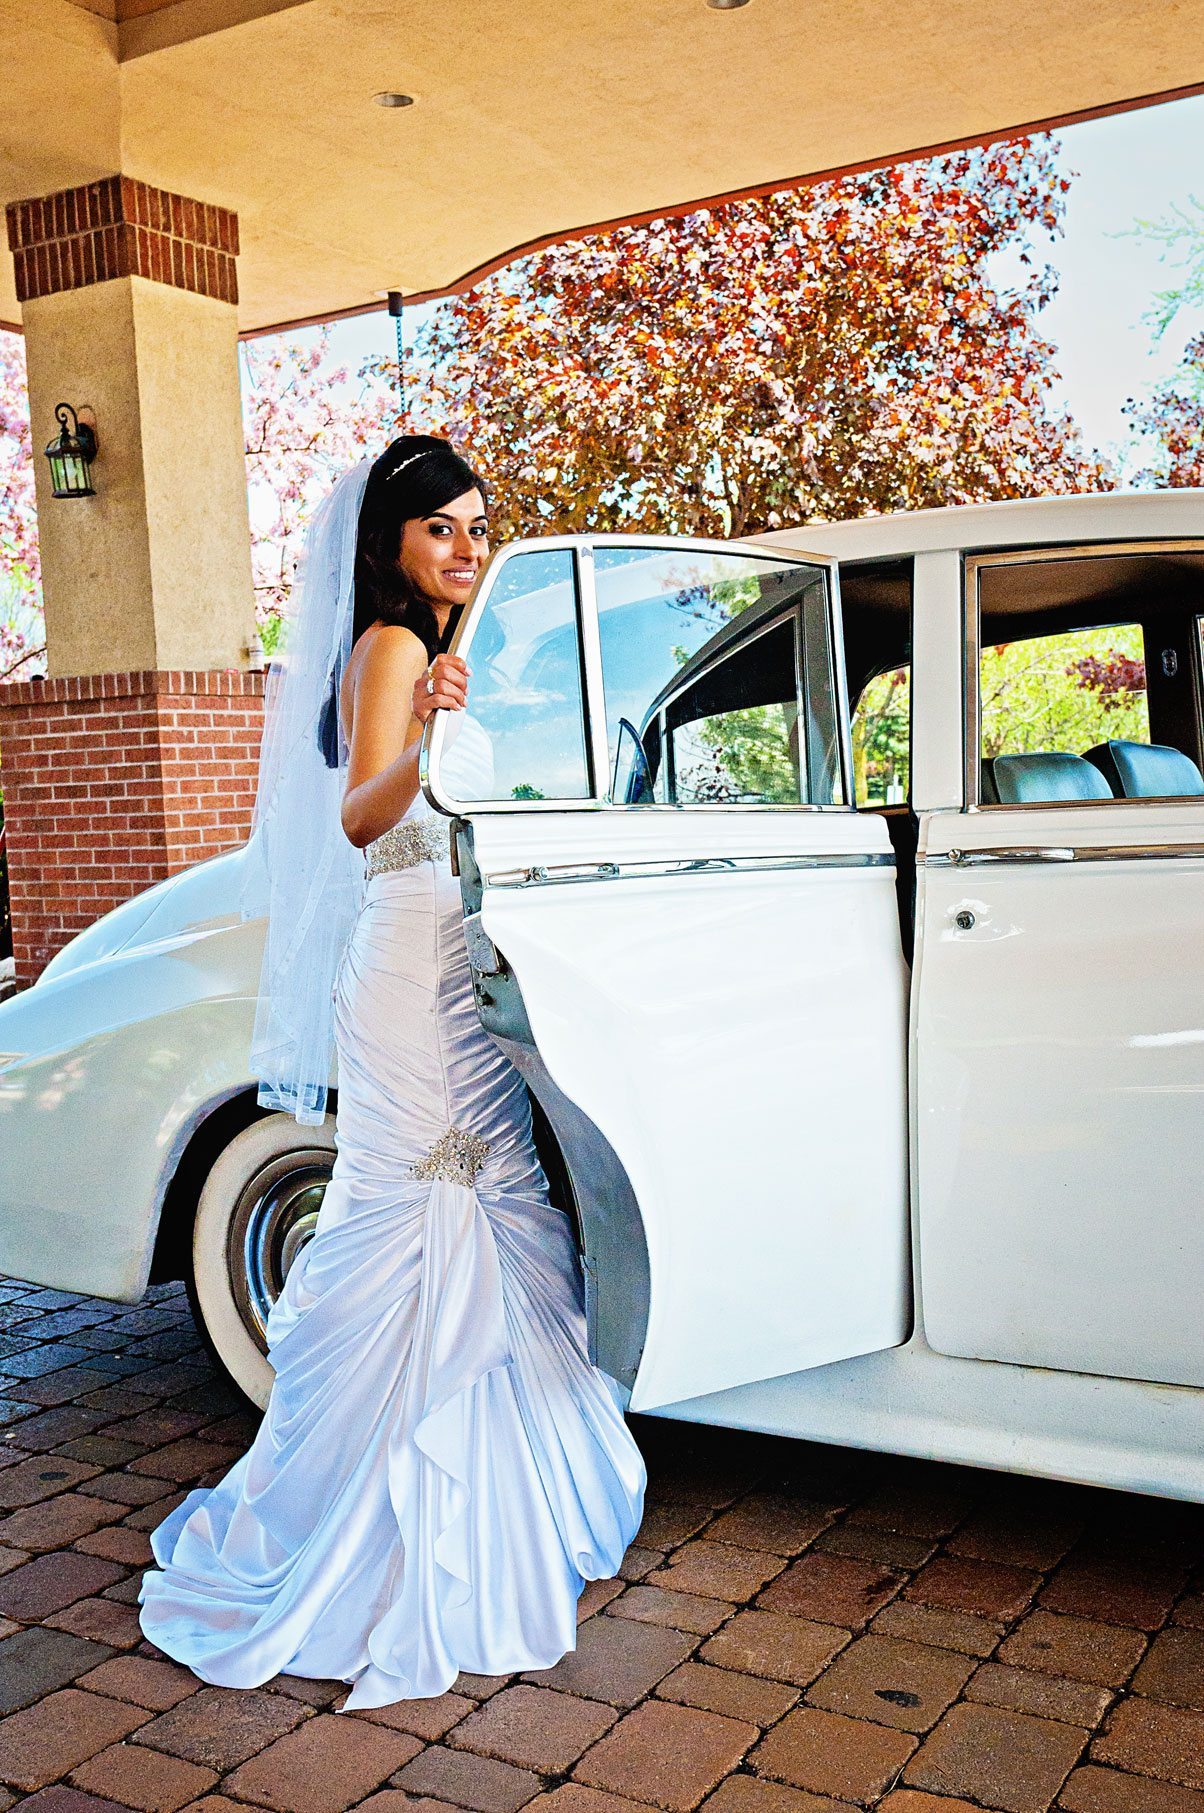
[0,670,265,982]
[6,175,238,305]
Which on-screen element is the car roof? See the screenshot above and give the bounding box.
[752,488,1204,563]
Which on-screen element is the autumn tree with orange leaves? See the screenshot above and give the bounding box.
[417,137,1109,541]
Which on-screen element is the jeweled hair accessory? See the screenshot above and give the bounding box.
[385,450,434,482]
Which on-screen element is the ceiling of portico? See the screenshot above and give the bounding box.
[5,0,1204,333]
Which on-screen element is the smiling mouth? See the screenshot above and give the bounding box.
[444,569,475,584]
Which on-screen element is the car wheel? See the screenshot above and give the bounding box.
[189,1113,336,1408]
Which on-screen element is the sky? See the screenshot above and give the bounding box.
[272,93,1204,474]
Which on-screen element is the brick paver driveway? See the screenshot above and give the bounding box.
[0,1277,1200,1812]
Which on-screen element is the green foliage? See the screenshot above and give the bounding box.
[980,624,1148,757]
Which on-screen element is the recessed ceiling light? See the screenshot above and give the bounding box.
[373,92,415,108]
[707,0,751,8]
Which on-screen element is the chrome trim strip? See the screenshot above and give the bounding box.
[927,842,1204,868]
[575,544,610,802]
[484,851,895,889]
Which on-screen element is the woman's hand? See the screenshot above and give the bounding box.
[412,653,470,724]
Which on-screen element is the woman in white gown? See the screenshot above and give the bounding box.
[139,437,646,1709]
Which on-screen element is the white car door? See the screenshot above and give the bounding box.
[425,536,911,1412]
[916,542,1204,1390]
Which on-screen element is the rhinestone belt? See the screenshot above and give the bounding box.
[365,817,451,877]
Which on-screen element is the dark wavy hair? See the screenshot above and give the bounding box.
[318,434,487,765]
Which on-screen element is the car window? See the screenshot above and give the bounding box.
[851,665,910,807]
[980,622,1150,761]
[593,546,844,806]
[453,547,592,802]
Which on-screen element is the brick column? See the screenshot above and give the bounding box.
[3,176,260,983]
[0,671,265,979]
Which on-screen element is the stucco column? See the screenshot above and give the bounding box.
[2,177,264,981]
[7,175,254,675]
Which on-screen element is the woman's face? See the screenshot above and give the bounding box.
[398,487,488,610]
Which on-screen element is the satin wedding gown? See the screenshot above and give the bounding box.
[139,722,646,1708]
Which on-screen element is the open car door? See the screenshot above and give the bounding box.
[424,536,910,1412]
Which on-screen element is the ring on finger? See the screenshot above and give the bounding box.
[425,670,436,696]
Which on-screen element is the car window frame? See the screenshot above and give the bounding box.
[423,532,854,815]
[963,540,1204,813]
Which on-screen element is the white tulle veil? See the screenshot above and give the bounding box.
[241,459,372,1124]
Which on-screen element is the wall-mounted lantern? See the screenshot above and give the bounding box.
[43,403,98,499]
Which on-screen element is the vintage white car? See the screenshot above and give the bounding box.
[2,489,1203,1506]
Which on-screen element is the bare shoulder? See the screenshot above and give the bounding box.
[349,622,428,689]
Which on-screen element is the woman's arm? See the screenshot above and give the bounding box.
[339,629,470,849]
[340,628,429,848]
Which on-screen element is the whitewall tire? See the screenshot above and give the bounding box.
[190,1112,336,1409]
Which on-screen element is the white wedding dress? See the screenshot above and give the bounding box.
[139,725,646,1708]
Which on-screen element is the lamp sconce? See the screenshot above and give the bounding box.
[44,403,98,499]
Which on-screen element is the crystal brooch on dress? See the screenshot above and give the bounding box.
[413,1126,491,1187]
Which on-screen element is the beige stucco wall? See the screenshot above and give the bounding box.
[21,276,254,676]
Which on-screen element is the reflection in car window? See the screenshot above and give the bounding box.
[593,547,843,806]
[852,666,910,806]
[457,548,591,801]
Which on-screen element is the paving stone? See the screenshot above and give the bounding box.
[263,1672,345,1708]
[814,1524,937,1572]
[0,1687,150,1791]
[578,1578,626,1622]
[701,1779,849,1813]
[757,1552,904,1630]
[83,1474,175,1508]
[1,1344,95,1379]
[656,1661,798,1727]
[393,1742,541,1812]
[78,1386,159,1417]
[0,1491,118,1552]
[1132,1627,1204,1710]
[107,1412,208,1449]
[536,1789,658,1813]
[0,1408,104,1452]
[704,1498,835,1558]
[0,1551,27,1579]
[0,1628,114,1714]
[1059,1761,1204,1810]
[102,1570,147,1605]
[8,1787,127,1812]
[648,1541,785,1604]
[946,1502,1083,1571]
[78,1655,199,1710]
[1042,1553,1189,1629]
[354,1795,473,1813]
[0,1455,100,1510]
[74,1526,154,1566]
[574,1699,758,1811]
[905,1554,1042,1621]
[877,1794,983,1813]
[702,1610,847,1687]
[904,1702,1087,1813]
[847,1480,974,1540]
[129,1440,242,1483]
[635,1505,713,1551]
[449,1684,617,1772]
[805,1632,975,1734]
[618,1545,660,1582]
[7,1368,116,1408]
[1091,1697,1204,1789]
[0,1550,124,1619]
[45,1597,144,1649]
[129,1686,308,1771]
[224,1711,420,1813]
[526,1610,693,1706]
[455,1672,515,1700]
[71,1740,218,1811]
[751,1705,916,1801]
[57,1437,144,1468]
[966,1661,1112,1726]
[352,1688,474,1740]
[1000,1610,1148,1687]
[1175,1593,1204,1630]
[606,1584,732,1635]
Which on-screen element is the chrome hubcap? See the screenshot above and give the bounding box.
[227,1150,333,1351]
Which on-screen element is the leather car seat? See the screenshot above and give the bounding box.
[1084,739,1204,799]
[982,752,1114,806]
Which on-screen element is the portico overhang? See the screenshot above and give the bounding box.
[6,0,1204,334]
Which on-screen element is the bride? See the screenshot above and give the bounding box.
[138,435,647,1709]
